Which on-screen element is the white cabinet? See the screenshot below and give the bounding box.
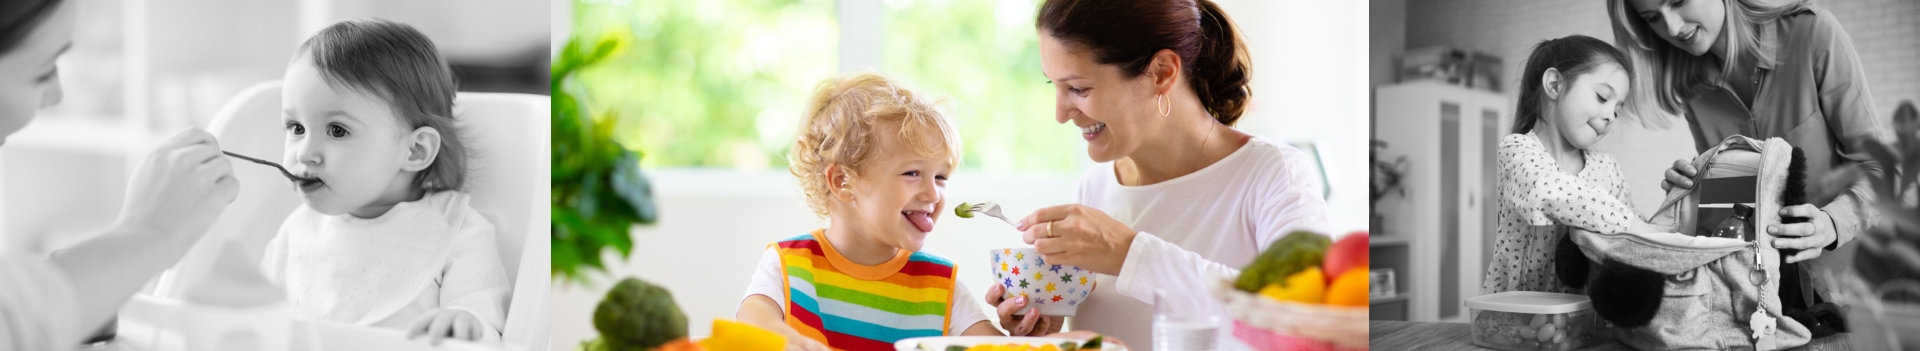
[1372,81,1509,322]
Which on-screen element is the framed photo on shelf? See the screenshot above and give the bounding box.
[1371,268,1397,299]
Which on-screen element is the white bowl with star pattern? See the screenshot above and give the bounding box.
[990,247,1096,316]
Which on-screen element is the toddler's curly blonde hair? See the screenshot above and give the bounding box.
[789,73,961,220]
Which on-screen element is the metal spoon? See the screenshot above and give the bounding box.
[969,202,1018,228]
[222,151,316,182]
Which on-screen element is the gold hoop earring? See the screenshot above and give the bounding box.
[1157,94,1171,117]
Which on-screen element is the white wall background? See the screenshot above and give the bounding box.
[549,0,1370,348]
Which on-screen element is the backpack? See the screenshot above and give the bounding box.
[1555,136,1842,350]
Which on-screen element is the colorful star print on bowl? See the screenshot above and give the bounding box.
[990,247,1095,316]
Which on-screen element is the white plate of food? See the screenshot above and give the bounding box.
[894,336,1121,351]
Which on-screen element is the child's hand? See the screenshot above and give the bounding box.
[786,336,829,351]
[986,283,1065,336]
[406,309,490,345]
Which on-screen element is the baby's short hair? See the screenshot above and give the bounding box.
[299,18,466,191]
[789,73,961,220]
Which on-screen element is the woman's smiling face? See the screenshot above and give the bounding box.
[1039,32,1163,163]
[1628,0,1726,56]
[281,56,420,218]
[0,0,74,144]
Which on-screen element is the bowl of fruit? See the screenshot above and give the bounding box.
[1215,231,1370,351]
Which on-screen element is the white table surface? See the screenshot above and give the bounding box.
[91,295,526,351]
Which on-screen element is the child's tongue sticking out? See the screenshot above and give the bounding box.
[905,210,935,233]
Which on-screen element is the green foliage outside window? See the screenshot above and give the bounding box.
[882,0,1078,173]
[575,0,1078,173]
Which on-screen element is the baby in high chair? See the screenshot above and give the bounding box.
[258,18,509,344]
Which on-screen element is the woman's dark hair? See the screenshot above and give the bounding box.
[0,0,61,55]
[1036,0,1252,126]
[299,18,467,192]
[1510,35,1634,134]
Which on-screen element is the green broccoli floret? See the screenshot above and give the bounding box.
[594,277,689,351]
[577,338,607,351]
[1234,231,1331,292]
[954,202,974,218]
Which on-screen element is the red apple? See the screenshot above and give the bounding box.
[1323,232,1369,282]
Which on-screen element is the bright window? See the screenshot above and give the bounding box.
[575,0,1079,173]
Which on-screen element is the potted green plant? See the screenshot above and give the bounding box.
[1371,140,1410,232]
[1822,100,1920,349]
[552,19,712,351]
[550,27,657,284]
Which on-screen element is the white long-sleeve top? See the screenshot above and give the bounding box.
[261,191,510,341]
[0,254,82,350]
[1070,137,1330,350]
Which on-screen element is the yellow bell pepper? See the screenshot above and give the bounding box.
[1257,267,1325,304]
[696,319,786,351]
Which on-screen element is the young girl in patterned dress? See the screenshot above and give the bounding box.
[1483,35,1651,294]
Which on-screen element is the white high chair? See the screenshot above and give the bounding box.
[154,81,551,349]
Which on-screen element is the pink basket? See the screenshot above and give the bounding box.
[1232,321,1365,351]
[1213,279,1368,350]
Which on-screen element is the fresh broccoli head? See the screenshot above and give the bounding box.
[576,338,607,351]
[593,277,689,351]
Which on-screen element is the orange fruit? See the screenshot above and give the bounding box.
[1326,266,1370,307]
[1258,266,1325,303]
[652,337,704,351]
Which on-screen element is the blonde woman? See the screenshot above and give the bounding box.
[1610,0,1886,264]
[1609,0,1886,338]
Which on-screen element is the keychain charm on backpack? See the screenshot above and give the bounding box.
[1750,231,1776,341]
[1751,309,1777,340]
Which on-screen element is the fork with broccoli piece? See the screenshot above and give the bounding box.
[955,202,1018,228]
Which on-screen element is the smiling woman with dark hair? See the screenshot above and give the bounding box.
[0,0,241,348]
[986,0,1330,347]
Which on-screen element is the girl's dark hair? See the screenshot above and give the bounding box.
[1036,0,1252,126]
[299,18,467,191]
[1510,35,1633,134]
[0,0,61,55]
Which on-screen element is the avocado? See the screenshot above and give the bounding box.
[1235,231,1331,292]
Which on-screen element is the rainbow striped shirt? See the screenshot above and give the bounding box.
[775,229,956,350]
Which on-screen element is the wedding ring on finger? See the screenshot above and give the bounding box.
[1047,221,1056,238]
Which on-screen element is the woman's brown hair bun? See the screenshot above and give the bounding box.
[1037,0,1252,125]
